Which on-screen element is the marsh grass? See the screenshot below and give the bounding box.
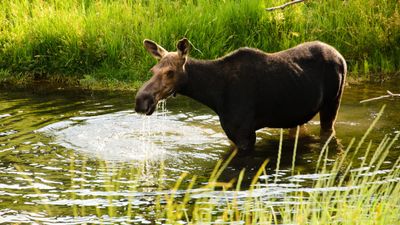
[1,0,399,87]
[13,105,400,224]
[157,105,400,224]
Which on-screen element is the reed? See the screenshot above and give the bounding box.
[0,0,399,87]
[12,104,399,224]
[49,105,398,224]
[157,105,400,224]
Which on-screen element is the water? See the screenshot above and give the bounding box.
[0,81,399,224]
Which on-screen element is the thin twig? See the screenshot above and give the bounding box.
[265,0,305,11]
[360,90,400,103]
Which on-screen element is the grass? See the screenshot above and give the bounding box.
[158,105,400,224]
[0,0,399,88]
[12,105,400,224]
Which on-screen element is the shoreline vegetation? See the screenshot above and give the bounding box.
[0,0,399,90]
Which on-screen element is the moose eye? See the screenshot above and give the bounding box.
[166,70,174,78]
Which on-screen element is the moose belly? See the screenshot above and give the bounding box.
[254,87,323,129]
[254,109,319,129]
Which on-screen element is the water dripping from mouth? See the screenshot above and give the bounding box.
[137,100,168,161]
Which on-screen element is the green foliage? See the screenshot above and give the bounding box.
[0,0,399,85]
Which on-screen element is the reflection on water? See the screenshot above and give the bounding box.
[0,81,399,223]
[38,109,226,161]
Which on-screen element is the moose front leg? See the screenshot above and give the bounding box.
[233,130,256,153]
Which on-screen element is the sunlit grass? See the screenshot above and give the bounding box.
[1,0,399,87]
[156,106,399,224]
[11,105,399,224]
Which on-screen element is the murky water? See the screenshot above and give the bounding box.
[0,81,399,224]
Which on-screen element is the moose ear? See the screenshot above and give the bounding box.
[143,39,167,60]
[177,38,191,58]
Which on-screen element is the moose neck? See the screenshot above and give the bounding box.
[178,58,224,114]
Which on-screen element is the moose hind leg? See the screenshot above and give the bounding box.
[319,98,341,137]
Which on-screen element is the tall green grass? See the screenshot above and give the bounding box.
[159,106,400,224]
[62,115,399,224]
[0,0,399,86]
[13,105,400,224]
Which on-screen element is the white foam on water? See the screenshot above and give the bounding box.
[38,101,227,161]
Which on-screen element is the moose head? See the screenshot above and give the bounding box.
[135,38,191,115]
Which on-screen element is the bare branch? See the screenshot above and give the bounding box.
[360,90,400,103]
[265,0,306,11]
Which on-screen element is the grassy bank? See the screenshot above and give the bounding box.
[0,0,399,88]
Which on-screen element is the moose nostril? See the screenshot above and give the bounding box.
[135,97,146,113]
[134,100,143,113]
[135,92,155,113]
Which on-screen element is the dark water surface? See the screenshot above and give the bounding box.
[0,81,399,224]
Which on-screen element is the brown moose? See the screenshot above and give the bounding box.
[135,38,346,153]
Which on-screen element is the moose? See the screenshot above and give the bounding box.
[135,38,346,153]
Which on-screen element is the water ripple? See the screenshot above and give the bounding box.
[38,110,228,162]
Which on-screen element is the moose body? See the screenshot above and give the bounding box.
[135,38,346,153]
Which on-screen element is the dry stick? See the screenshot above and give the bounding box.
[265,0,306,11]
[360,90,400,103]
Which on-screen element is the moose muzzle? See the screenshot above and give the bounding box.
[135,91,157,116]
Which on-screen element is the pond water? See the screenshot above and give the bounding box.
[0,80,399,224]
